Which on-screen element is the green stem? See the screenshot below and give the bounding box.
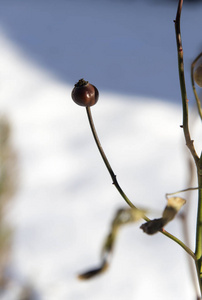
[196,173,202,261]
[86,106,194,259]
[162,229,196,260]
[195,164,202,295]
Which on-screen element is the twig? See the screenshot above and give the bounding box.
[86,107,140,212]
[86,107,195,259]
[166,186,198,198]
[174,0,199,165]
[174,0,202,295]
[181,156,200,297]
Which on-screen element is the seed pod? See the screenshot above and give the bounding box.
[194,64,202,87]
[71,79,99,107]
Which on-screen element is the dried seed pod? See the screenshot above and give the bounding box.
[140,196,186,235]
[140,218,164,235]
[194,64,202,87]
[78,260,109,280]
[71,79,99,107]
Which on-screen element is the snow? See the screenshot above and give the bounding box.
[0,0,202,299]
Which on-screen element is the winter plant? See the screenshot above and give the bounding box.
[71,0,202,298]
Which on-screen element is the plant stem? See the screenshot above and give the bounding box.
[162,229,196,260]
[165,186,199,198]
[174,0,199,165]
[195,181,202,262]
[86,106,194,259]
[181,157,200,297]
[195,164,202,295]
[86,107,140,213]
[175,0,202,295]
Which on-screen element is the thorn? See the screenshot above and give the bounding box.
[173,19,176,23]
[112,175,117,185]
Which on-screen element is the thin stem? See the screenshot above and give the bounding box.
[86,106,194,259]
[86,107,140,212]
[166,186,198,198]
[175,0,202,295]
[191,52,202,120]
[174,0,199,165]
[162,228,195,260]
[181,157,200,298]
[195,172,202,295]
[194,178,202,262]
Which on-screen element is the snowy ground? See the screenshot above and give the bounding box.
[0,0,202,299]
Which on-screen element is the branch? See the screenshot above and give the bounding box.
[175,0,202,295]
[86,106,194,259]
[86,107,141,213]
[174,0,199,165]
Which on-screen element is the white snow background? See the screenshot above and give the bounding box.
[0,0,202,299]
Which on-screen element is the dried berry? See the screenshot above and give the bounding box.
[194,64,202,87]
[71,79,99,107]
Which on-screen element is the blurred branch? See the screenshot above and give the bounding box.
[174,0,202,296]
[78,207,145,280]
[191,52,202,120]
[174,0,199,165]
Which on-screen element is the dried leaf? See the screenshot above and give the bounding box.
[163,197,186,223]
[140,197,186,235]
[166,196,186,212]
[102,232,117,257]
[78,260,109,280]
[103,207,145,255]
[112,207,145,228]
[78,207,146,280]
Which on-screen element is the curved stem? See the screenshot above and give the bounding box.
[175,0,202,295]
[174,0,199,165]
[162,228,196,260]
[86,107,140,212]
[86,106,194,259]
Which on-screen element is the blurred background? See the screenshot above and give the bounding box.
[0,0,202,299]
[0,0,201,101]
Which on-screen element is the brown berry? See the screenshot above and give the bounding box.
[71,79,99,107]
[194,64,202,87]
